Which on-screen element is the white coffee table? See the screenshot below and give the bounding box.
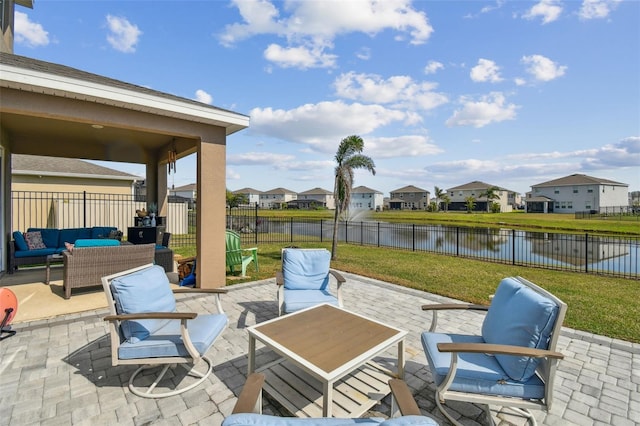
[247,304,407,418]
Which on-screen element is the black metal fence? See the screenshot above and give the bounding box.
[576,205,640,219]
[228,208,638,280]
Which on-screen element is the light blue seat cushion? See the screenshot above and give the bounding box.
[421,332,545,400]
[283,289,339,313]
[283,249,331,291]
[110,265,176,343]
[481,277,559,382]
[222,414,437,426]
[118,313,227,359]
[75,238,121,248]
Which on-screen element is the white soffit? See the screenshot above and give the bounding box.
[0,63,249,134]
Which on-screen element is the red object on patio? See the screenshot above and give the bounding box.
[0,287,18,340]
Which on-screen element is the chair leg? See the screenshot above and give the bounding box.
[128,356,213,398]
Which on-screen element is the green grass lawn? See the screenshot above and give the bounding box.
[185,209,639,342]
[206,242,639,343]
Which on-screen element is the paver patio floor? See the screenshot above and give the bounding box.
[1,272,638,425]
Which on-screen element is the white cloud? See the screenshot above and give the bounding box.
[521,55,567,81]
[356,47,372,61]
[227,151,296,165]
[14,11,49,47]
[446,92,518,128]
[249,100,411,152]
[221,0,433,68]
[522,0,563,24]
[106,15,142,53]
[579,0,622,20]
[470,58,503,83]
[264,43,337,69]
[424,60,444,75]
[194,89,213,104]
[333,72,448,111]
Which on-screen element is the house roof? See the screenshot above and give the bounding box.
[532,174,627,188]
[525,196,555,202]
[299,187,332,195]
[233,187,261,194]
[447,181,505,191]
[12,154,139,181]
[352,186,383,194]
[171,183,197,191]
[261,187,297,195]
[390,185,429,194]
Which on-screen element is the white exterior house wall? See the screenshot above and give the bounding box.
[448,188,512,211]
[349,190,384,211]
[298,193,336,209]
[533,184,628,213]
[259,192,297,209]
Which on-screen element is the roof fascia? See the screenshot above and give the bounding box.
[13,170,140,181]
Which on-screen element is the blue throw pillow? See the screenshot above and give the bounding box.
[481,277,559,382]
[13,231,28,251]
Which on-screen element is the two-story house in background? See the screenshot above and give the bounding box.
[259,187,297,209]
[232,187,261,206]
[388,185,430,210]
[446,181,515,212]
[289,187,335,209]
[349,186,384,212]
[525,174,629,213]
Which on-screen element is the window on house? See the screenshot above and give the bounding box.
[554,187,559,194]
[554,202,560,208]
[573,187,578,194]
[568,202,573,209]
[587,187,593,193]
[585,204,591,209]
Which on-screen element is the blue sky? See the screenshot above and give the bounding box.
[14,0,640,196]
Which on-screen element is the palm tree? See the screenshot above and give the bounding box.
[331,135,376,260]
[441,193,451,212]
[434,186,445,211]
[465,196,476,213]
[480,186,501,212]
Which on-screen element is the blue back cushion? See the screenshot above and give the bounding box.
[27,228,59,248]
[91,226,117,239]
[282,249,331,290]
[13,231,29,251]
[110,265,176,343]
[481,277,559,382]
[74,239,120,248]
[58,228,91,246]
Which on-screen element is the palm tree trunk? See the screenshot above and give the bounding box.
[331,207,339,260]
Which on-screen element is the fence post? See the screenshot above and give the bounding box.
[320,219,323,242]
[456,227,460,256]
[512,229,516,265]
[360,221,363,245]
[412,224,416,251]
[290,217,294,243]
[585,233,589,274]
[377,222,380,247]
[344,220,348,243]
[83,191,87,228]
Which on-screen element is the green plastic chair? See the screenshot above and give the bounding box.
[225,230,258,277]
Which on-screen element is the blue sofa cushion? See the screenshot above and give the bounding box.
[14,247,57,258]
[110,265,176,343]
[283,249,331,291]
[421,332,546,400]
[91,226,117,239]
[58,228,91,247]
[481,277,559,382]
[74,239,121,248]
[27,228,59,248]
[221,414,437,425]
[283,289,339,314]
[118,313,227,359]
[13,231,29,251]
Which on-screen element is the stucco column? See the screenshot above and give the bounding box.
[156,162,168,217]
[196,137,226,288]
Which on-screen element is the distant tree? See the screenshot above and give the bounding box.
[441,194,451,212]
[434,186,446,211]
[331,135,376,260]
[480,186,501,212]
[465,196,476,213]
[226,190,247,208]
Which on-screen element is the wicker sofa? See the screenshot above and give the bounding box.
[62,243,155,299]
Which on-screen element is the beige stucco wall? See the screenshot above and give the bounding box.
[12,175,134,195]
